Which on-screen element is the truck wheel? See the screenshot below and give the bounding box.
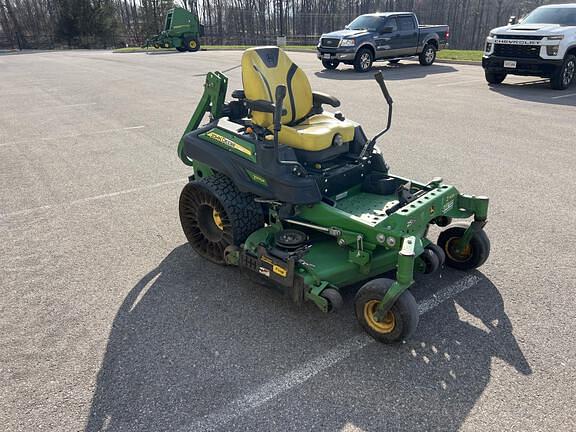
[176,46,187,52]
[485,71,507,84]
[184,36,200,52]
[355,279,419,343]
[179,174,264,264]
[419,44,436,66]
[354,48,373,72]
[550,54,576,90]
[322,59,340,70]
[437,224,491,271]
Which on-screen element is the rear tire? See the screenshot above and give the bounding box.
[322,59,340,70]
[550,54,576,90]
[354,279,419,343]
[354,48,373,72]
[419,44,436,66]
[485,71,507,84]
[179,174,264,264]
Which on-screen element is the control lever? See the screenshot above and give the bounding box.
[359,71,394,159]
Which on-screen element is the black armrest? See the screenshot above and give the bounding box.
[232,89,245,99]
[245,99,275,113]
[312,91,340,108]
[245,99,288,115]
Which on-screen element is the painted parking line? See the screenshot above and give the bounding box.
[0,125,145,147]
[436,79,482,87]
[0,178,184,219]
[551,93,576,100]
[182,274,482,432]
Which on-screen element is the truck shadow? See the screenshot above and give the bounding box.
[488,79,576,106]
[85,244,531,432]
[315,62,458,81]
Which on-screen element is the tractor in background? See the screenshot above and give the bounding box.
[144,7,204,52]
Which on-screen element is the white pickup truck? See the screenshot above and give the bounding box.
[482,3,576,89]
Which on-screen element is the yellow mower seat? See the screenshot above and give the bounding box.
[241,47,355,151]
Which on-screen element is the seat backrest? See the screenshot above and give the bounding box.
[242,47,312,128]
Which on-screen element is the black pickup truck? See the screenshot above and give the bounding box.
[317,12,449,72]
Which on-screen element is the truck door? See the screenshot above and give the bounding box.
[397,15,418,55]
[375,17,402,58]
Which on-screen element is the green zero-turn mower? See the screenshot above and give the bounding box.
[177,47,490,343]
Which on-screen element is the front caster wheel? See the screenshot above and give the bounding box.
[354,279,419,343]
[321,288,343,312]
[437,223,491,271]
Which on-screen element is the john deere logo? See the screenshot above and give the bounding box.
[206,131,252,157]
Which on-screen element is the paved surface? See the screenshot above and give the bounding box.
[1,50,575,432]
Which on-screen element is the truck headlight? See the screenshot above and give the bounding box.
[547,45,560,56]
[489,32,496,38]
[340,39,355,47]
[485,42,492,52]
[546,35,564,41]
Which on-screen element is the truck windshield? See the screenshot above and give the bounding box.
[348,15,382,31]
[522,7,576,26]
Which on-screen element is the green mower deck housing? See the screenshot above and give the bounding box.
[176,48,491,343]
[144,7,203,52]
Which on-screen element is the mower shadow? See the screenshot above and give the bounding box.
[488,79,576,106]
[315,62,458,81]
[85,244,531,432]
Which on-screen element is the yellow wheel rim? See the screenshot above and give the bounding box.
[444,237,472,262]
[189,40,197,49]
[364,300,396,334]
[212,209,224,230]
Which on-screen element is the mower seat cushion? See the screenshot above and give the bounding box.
[241,46,355,151]
[278,113,356,151]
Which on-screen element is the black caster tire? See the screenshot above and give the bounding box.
[179,174,264,264]
[426,243,446,267]
[437,223,491,271]
[420,248,440,274]
[354,48,373,72]
[321,288,343,312]
[354,279,419,343]
[550,54,576,90]
[419,44,436,66]
[485,71,507,84]
[322,59,340,70]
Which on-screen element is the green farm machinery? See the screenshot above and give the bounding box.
[176,47,491,343]
[144,7,203,52]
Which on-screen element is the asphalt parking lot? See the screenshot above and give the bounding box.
[1,49,575,431]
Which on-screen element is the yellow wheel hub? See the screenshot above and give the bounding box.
[364,300,396,334]
[212,209,224,230]
[189,40,197,49]
[445,237,472,262]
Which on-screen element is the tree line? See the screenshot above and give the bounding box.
[0,0,573,50]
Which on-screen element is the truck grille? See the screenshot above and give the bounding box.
[495,35,543,40]
[494,44,541,59]
[321,38,340,48]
